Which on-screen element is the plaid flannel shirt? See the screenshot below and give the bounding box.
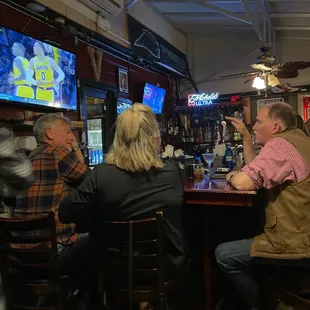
[0,128,34,199]
[16,142,89,245]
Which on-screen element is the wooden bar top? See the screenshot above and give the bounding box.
[184,177,256,195]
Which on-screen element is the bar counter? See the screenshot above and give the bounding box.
[184,177,257,310]
[184,178,255,207]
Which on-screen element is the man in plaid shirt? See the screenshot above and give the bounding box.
[216,103,310,310]
[0,127,34,199]
[16,113,89,284]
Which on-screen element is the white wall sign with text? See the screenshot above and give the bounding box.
[257,98,284,112]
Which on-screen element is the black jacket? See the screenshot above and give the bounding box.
[59,159,186,269]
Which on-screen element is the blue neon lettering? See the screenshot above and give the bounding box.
[188,93,219,107]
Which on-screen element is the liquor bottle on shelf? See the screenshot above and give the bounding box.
[195,129,199,143]
[168,118,173,135]
[181,129,186,143]
[225,143,234,170]
[207,123,212,141]
[199,127,203,143]
[184,113,187,133]
[214,122,219,145]
[203,127,208,142]
[190,128,194,143]
[234,130,239,141]
[187,113,191,131]
[174,117,179,136]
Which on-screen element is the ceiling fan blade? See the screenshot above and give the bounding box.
[220,72,257,78]
[259,46,271,54]
[251,64,273,71]
[275,70,299,79]
[274,61,310,79]
[268,74,280,87]
[277,61,310,71]
[255,55,276,66]
[244,74,258,84]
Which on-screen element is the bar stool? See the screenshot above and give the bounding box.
[97,211,190,310]
[258,265,310,310]
[0,211,72,310]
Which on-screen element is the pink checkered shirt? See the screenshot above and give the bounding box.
[242,137,310,190]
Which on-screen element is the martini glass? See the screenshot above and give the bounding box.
[202,153,216,178]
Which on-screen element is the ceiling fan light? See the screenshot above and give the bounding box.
[252,77,266,90]
[268,75,280,87]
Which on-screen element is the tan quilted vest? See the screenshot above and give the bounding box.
[250,129,310,259]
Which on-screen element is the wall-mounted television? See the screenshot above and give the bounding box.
[0,26,77,110]
[142,83,166,114]
[117,97,132,115]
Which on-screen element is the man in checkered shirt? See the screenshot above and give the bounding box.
[215,103,310,310]
[16,113,90,288]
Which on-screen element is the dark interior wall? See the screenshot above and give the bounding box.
[0,3,172,120]
[250,93,298,124]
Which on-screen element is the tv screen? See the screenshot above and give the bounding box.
[142,83,166,114]
[0,26,77,110]
[117,98,132,115]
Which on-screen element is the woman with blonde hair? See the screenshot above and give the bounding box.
[105,103,164,171]
[59,103,186,309]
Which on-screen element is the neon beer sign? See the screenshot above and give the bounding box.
[188,93,219,107]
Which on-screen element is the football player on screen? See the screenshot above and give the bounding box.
[8,43,34,99]
[27,41,64,102]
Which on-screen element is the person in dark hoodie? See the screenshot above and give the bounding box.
[0,127,34,308]
[0,127,34,200]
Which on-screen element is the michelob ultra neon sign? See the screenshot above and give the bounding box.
[188,93,219,107]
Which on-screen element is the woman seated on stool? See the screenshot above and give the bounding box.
[59,103,186,310]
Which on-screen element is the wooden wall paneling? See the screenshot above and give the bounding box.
[242,97,251,125]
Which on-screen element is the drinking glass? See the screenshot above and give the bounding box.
[202,153,216,177]
[193,163,205,181]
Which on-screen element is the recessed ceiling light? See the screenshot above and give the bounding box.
[26,2,46,12]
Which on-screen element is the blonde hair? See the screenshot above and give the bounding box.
[105,103,163,172]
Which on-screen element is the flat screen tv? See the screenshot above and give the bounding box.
[0,26,77,110]
[142,83,166,114]
[117,98,132,115]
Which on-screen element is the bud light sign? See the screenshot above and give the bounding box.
[188,93,219,107]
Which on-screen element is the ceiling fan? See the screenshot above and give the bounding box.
[221,46,310,88]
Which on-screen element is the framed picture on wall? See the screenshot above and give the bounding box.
[117,68,129,94]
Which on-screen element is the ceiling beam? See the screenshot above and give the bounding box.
[275,26,310,31]
[267,0,310,2]
[190,0,252,24]
[240,0,263,41]
[145,0,310,2]
[145,2,188,36]
[281,37,310,41]
[260,0,277,56]
[271,13,310,18]
[162,12,252,18]
[144,0,254,2]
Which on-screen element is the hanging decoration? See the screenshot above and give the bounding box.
[87,46,103,82]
